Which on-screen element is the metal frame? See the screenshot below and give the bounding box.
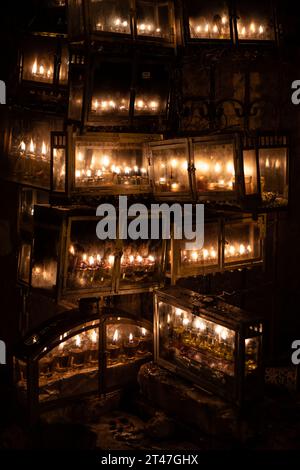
[68,0,176,47]
[182,0,278,46]
[13,307,153,423]
[169,213,266,283]
[154,287,264,406]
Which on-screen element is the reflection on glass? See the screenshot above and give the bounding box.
[9,118,61,188]
[134,63,168,116]
[19,243,31,284]
[75,142,148,188]
[236,0,275,41]
[187,0,230,40]
[224,220,260,265]
[32,227,59,290]
[259,148,288,204]
[194,142,235,193]
[91,62,131,118]
[90,0,131,35]
[119,240,162,287]
[53,149,66,191]
[67,220,114,290]
[106,323,152,366]
[180,223,219,270]
[38,326,99,402]
[245,337,260,375]
[152,145,189,193]
[159,303,235,384]
[243,150,258,195]
[136,1,170,39]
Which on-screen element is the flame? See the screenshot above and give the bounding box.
[213,24,218,33]
[129,333,133,342]
[113,329,119,343]
[250,22,256,33]
[39,64,45,75]
[41,141,47,156]
[20,141,26,152]
[75,335,81,347]
[141,327,146,336]
[101,155,110,167]
[182,318,190,326]
[69,245,75,255]
[88,256,95,266]
[29,139,35,153]
[91,329,97,344]
[259,25,264,34]
[194,319,206,331]
[32,60,37,74]
[108,255,115,266]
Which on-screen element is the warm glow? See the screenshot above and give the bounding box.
[29,139,35,154]
[129,333,134,343]
[183,317,190,326]
[91,329,97,344]
[41,141,47,156]
[32,60,37,74]
[69,245,75,255]
[113,329,119,343]
[108,255,115,266]
[75,335,81,347]
[20,141,26,152]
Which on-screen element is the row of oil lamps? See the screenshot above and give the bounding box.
[95,17,163,37]
[181,243,253,264]
[37,327,152,376]
[91,98,160,114]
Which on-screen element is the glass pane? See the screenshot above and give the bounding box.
[19,189,49,227]
[187,0,230,40]
[18,243,31,284]
[179,223,219,271]
[67,220,114,291]
[75,140,148,189]
[158,302,235,383]
[68,63,84,121]
[245,336,261,375]
[134,63,168,115]
[59,45,69,85]
[224,220,261,265]
[14,358,27,397]
[8,117,61,188]
[236,0,275,41]
[119,239,162,288]
[39,326,99,402]
[91,62,131,118]
[243,149,258,195]
[259,148,288,203]
[53,148,66,192]
[106,322,152,366]
[152,145,189,193]
[137,1,170,40]
[22,40,56,84]
[89,0,131,35]
[32,227,59,290]
[68,0,84,37]
[194,141,235,193]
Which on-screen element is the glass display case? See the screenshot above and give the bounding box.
[89,61,132,124]
[149,139,191,199]
[134,62,169,118]
[68,0,175,45]
[192,136,239,201]
[51,132,161,196]
[155,287,264,405]
[87,58,170,126]
[235,0,275,42]
[20,36,69,88]
[14,309,153,421]
[258,134,289,207]
[169,214,265,282]
[148,134,259,204]
[3,111,63,190]
[68,52,86,121]
[186,0,231,41]
[28,206,165,301]
[19,188,49,232]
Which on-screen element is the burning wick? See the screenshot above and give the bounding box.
[112,329,119,344]
[129,333,134,343]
